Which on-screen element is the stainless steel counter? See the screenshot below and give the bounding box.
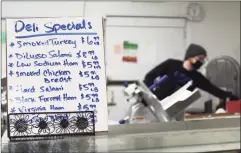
[2,117,240,153]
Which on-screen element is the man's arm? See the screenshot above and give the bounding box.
[192,72,239,100]
[144,59,171,87]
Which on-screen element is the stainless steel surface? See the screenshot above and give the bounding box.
[2,117,240,152]
[138,80,171,122]
[120,143,240,152]
[2,127,240,152]
[206,56,240,97]
[108,116,240,135]
[124,80,201,124]
[174,110,185,121]
[166,90,201,118]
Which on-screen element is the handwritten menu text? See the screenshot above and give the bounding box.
[7,18,108,131]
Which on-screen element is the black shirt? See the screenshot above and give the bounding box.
[144,59,235,101]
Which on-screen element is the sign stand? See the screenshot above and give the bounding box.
[8,111,95,141]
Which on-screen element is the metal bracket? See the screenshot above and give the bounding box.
[7,111,95,141]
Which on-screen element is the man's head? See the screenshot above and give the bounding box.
[183,44,207,71]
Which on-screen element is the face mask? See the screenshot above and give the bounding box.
[192,61,203,70]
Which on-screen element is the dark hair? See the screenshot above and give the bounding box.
[184,44,207,60]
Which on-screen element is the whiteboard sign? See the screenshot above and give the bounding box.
[6,17,108,131]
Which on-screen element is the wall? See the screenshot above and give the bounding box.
[2,2,187,18]
[186,2,240,111]
[1,1,240,121]
[189,2,240,64]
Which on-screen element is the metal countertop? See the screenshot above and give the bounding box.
[1,117,240,152]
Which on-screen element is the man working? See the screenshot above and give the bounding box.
[144,44,239,106]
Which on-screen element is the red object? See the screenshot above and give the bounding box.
[122,56,137,63]
[226,100,241,113]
